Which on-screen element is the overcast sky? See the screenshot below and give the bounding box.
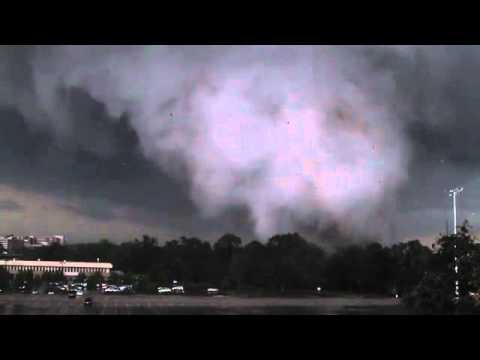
[0,45,479,246]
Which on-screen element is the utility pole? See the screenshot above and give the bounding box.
[449,187,463,299]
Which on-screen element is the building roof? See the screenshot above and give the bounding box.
[0,260,113,269]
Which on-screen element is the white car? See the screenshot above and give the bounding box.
[47,291,54,295]
[104,286,121,294]
[207,288,219,295]
[157,287,172,295]
[76,290,84,296]
[172,286,185,295]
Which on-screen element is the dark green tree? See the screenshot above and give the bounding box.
[431,221,478,297]
[32,275,42,289]
[108,271,123,285]
[0,267,12,290]
[75,273,87,283]
[325,244,364,293]
[231,241,269,290]
[390,240,433,296]
[360,243,395,294]
[404,221,480,314]
[266,233,326,292]
[403,272,455,314]
[14,270,34,291]
[87,272,104,291]
[134,274,156,294]
[213,234,242,288]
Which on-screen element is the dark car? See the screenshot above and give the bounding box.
[68,290,77,299]
[84,297,93,307]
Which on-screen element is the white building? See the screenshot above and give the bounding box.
[24,235,65,247]
[1,234,66,250]
[0,237,7,251]
[0,235,25,253]
[0,259,113,278]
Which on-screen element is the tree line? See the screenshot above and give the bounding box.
[1,222,480,313]
[1,231,433,296]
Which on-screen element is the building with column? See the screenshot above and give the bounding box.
[0,259,113,278]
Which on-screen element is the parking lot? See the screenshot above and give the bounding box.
[0,293,406,315]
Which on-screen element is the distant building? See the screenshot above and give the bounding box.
[0,259,113,278]
[7,238,24,253]
[0,237,8,252]
[23,235,65,248]
[0,235,25,253]
[1,234,66,253]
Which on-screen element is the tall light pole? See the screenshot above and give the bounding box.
[449,187,463,299]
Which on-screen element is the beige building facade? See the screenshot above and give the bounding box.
[0,259,113,277]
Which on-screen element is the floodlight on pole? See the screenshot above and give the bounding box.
[449,186,463,299]
[449,187,463,235]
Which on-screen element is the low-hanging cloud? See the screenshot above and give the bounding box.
[0,45,420,240]
[15,45,480,243]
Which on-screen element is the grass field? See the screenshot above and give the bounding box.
[0,293,407,315]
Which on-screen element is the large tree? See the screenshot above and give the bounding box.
[0,267,12,290]
[404,221,480,314]
[390,240,433,296]
[213,234,243,288]
[87,271,104,291]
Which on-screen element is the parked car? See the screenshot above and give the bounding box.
[68,290,77,298]
[47,290,55,295]
[172,285,185,295]
[0,288,4,295]
[100,283,108,290]
[207,288,219,295]
[57,285,68,294]
[72,282,87,289]
[469,292,480,303]
[104,286,121,294]
[157,287,172,295]
[84,297,93,307]
[119,285,134,294]
[76,290,84,296]
[31,289,39,295]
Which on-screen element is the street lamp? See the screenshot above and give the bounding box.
[449,187,463,235]
[449,187,463,299]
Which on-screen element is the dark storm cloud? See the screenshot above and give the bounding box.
[0,104,185,212]
[389,48,480,203]
[367,46,480,240]
[2,45,480,244]
[0,99,253,240]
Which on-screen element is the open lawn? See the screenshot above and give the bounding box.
[0,293,407,315]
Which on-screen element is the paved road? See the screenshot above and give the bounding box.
[0,294,406,315]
